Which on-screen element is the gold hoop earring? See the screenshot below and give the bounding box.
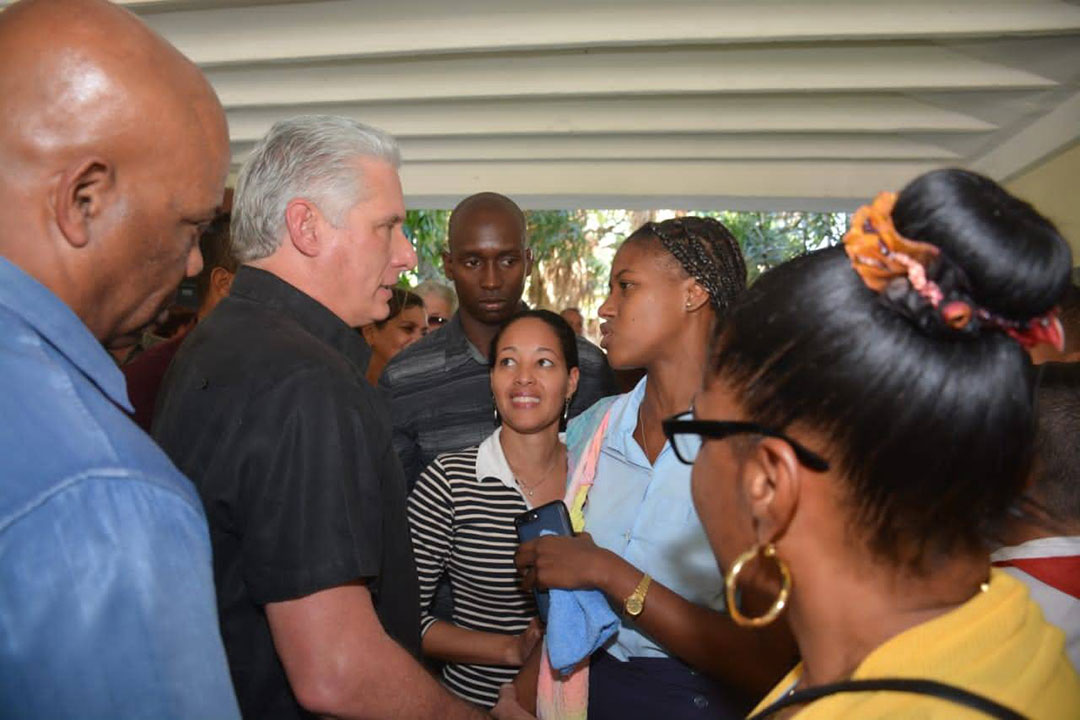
[725,543,792,628]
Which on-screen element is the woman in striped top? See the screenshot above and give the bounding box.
[407,309,581,708]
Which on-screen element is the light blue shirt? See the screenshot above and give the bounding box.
[576,377,725,661]
[0,258,239,719]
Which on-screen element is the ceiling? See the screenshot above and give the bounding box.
[13,0,1080,210]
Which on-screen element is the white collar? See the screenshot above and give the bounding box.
[477,426,518,493]
[476,426,568,508]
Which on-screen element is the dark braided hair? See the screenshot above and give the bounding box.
[629,216,747,317]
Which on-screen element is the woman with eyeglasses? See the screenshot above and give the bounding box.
[667,170,1080,719]
[511,218,798,720]
[414,279,457,331]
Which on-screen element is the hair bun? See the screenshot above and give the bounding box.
[892,169,1071,323]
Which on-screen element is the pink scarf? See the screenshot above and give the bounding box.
[536,409,612,720]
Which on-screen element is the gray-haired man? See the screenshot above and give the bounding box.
[154,116,487,720]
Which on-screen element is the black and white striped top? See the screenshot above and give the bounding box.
[406,432,540,708]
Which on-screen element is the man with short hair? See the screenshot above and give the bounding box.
[380,192,617,488]
[124,212,237,432]
[0,0,238,716]
[153,116,486,720]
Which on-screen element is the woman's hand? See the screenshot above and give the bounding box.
[515,532,618,592]
[491,683,536,720]
[504,618,543,666]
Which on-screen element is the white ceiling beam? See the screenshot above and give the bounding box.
[398,159,943,210]
[140,1,1080,67]
[407,193,863,214]
[230,133,959,165]
[206,45,1054,108]
[0,0,311,10]
[972,89,1080,181]
[224,95,994,143]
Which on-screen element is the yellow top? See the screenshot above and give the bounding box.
[752,570,1080,720]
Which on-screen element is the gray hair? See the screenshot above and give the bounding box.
[413,280,458,314]
[231,115,401,263]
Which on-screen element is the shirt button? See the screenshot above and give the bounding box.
[692,694,708,709]
[623,531,631,542]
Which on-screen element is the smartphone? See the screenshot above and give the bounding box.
[514,500,574,623]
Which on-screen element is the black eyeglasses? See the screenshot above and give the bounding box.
[661,411,830,472]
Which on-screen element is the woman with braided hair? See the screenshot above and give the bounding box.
[509,217,798,719]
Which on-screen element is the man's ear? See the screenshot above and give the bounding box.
[283,199,321,258]
[211,267,234,296]
[54,158,114,249]
[744,436,801,545]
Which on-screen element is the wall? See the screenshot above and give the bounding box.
[1006,142,1080,265]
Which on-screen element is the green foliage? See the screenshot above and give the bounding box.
[705,210,848,282]
[403,209,450,284]
[524,210,607,311]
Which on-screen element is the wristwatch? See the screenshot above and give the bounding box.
[623,573,652,617]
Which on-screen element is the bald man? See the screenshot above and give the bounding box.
[0,1,238,717]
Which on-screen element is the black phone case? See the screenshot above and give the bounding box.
[514,500,574,622]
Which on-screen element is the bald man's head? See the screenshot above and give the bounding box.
[0,0,230,344]
[447,192,527,253]
[442,192,532,327]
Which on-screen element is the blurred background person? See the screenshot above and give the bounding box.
[361,287,427,385]
[560,307,584,336]
[124,212,236,432]
[676,169,1078,719]
[415,279,457,332]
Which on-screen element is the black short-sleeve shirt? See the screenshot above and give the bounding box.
[153,266,420,720]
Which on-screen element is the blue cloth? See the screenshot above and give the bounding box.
[569,377,725,662]
[539,532,620,675]
[0,258,239,719]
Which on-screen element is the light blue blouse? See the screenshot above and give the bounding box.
[569,376,725,661]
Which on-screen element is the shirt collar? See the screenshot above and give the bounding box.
[477,426,568,505]
[442,300,534,368]
[603,375,698,465]
[604,375,650,457]
[477,426,517,491]
[0,257,132,411]
[442,311,488,367]
[229,265,370,371]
